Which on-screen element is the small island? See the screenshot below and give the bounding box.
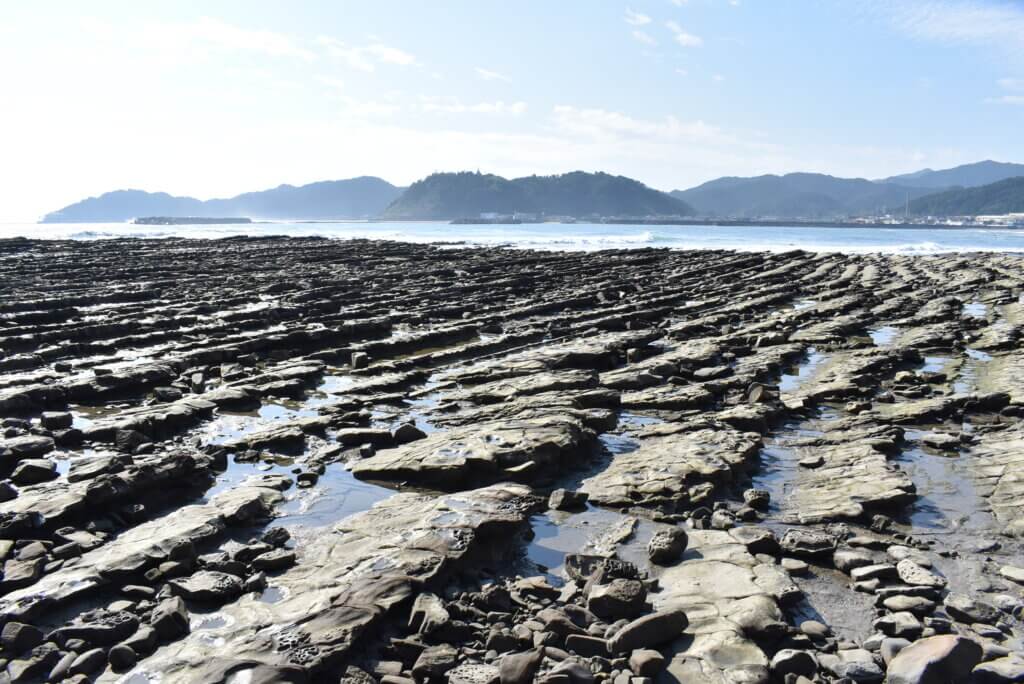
[132,216,252,225]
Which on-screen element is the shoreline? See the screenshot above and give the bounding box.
[0,237,1021,682]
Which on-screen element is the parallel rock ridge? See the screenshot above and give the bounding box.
[0,238,1021,682]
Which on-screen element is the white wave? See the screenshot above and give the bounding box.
[4,221,1024,254]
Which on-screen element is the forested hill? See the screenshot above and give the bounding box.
[907,176,1024,216]
[381,171,694,219]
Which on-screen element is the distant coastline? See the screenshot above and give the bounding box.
[447,217,1012,230]
[132,216,252,225]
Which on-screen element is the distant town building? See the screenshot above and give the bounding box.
[975,213,1024,227]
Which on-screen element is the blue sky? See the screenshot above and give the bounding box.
[1,0,1023,220]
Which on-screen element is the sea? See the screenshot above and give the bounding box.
[3,221,1024,254]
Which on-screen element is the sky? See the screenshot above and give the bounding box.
[1,0,1023,221]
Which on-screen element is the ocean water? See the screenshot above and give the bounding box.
[3,220,1024,254]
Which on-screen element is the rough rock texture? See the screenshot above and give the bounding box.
[136,484,538,681]
[580,427,761,510]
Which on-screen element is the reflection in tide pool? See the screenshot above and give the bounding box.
[868,325,898,346]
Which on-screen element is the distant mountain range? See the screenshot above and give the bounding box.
[671,173,931,219]
[40,160,1024,222]
[882,160,1024,189]
[671,161,1024,219]
[381,171,692,220]
[907,176,1024,216]
[41,177,403,223]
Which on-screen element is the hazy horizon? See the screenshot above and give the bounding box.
[3,0,1024,221]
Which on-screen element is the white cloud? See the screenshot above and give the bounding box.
[712,73,725,82]
[985,95,1024,105]
[420,97,527,115]
[337,96,401,116]
[666,20,703,47]
[475,67,510,82]
[676,68,689,76]
[874,0,1024,59]
[187,17,314,60]
[632,30,658,46]
[317,37,419,71]
[552,106,739,146]
[625,8,652,26]
[138,17,316,62]
[670,0,688,6]
[984,75,1024,104]
[315,76,345,90]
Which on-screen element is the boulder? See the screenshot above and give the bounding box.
[548,488,589,512]
[885,635,982,684]
[943,593,1000,625]
[150,597,190,639]
[607,609,688,654]
[169,570,243,603]
[10,458,57,485]
[586,578,646,620]
[647,527,688,565]
[780,528,837,559]
[412,644,458,679]
[896,559,946,588]
[771,649,817,678]
[1,621,44,654]
[629,649,666,677]
[499,649,543,684]
[972,657,1024,684]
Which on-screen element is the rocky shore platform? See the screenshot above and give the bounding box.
[0,236,1021,683]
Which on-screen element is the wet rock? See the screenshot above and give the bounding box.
[150,597,190,639]
[781,557,809,575]
[607,609,688,654]
[8,641,61,682]
[0,557,43,592]
[39,412,73,430]
[834,549,875,573]
[581,427,760,510]
[882,595,936,615]
[261,526,290,547]
[409,593,449,636]
[999,565,1024,585]
[499,649,544,684]
[771,649,817,678]
[564,634,609,658]
[742,488,770,510]
[108,642,138,671]
[881,637,912,664]
[68,647,106,676]
[896,559,947,588]
[352,415,594,489]
[724,594,788,638]
[53,610,140,646]
[412,643,458,679]
[170,569,243,603]
[943,593,1000,625]
[972,656,1024,683]
[0,621,43,654]
[10,458,57,485]
[393,422,427,444]
[251,548,296,572]
[885,635,982,684]
[0,435,55,461]
[586,579,647,620]
[779,528,837,559]
[647,528,687,564]
[874,611,923,639]
[548,488,589,512]
[850,563,898,582]
[629,649,665,677]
